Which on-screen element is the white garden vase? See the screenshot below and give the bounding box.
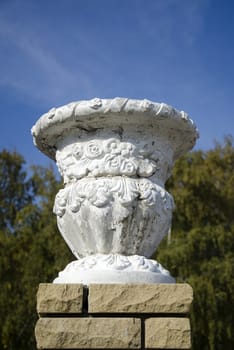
[32,98,198,284]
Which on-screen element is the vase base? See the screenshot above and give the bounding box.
[53,254,175,284]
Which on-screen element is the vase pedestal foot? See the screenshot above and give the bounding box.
[53,254,175,284]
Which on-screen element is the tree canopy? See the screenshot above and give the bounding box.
[0,150,73,349]
[0,137,233,349]
[157,136,234,350]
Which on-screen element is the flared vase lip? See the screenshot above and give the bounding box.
[31,97,199,160]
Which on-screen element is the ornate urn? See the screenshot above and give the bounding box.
[32,98,198,284]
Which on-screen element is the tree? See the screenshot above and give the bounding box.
[157,136,234,350]
[0,150,73,349]
[0,150,32,231]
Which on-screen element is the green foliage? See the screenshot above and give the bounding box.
[0,150,32,231]
[0,150,73,349]
[0,137,233,349]
[157,136,234,350]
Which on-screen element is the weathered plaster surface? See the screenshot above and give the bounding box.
[32,98,198,283]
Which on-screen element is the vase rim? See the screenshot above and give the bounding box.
[31,97,199,160]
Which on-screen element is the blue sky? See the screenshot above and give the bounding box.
[0,0,233,168]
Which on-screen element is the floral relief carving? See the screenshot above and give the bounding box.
[56,138,161,183]
[85,140,104,159]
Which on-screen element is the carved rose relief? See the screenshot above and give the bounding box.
[55,138,169,183]
[84,140,103,159]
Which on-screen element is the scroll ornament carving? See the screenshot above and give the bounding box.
[53,177,174,259]
[54,178,173,218]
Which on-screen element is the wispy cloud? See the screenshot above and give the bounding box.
[135,0,209,50]
[0,0,209,108]
[0,4,96,106]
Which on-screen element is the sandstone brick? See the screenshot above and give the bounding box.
[88,283,193,314]
[145,318,191,349]
[37,283,83,314]
[35,317,141,349]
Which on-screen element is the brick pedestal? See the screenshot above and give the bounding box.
[35,283,193,349]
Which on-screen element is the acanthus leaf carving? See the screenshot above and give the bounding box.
[53,177,174,218]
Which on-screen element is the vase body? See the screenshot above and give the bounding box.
[32,98,198,284]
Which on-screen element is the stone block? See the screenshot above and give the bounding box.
[35,317,141,349]
[145,318,191,349]
[88,283,193,313]
[37,283,83,314]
